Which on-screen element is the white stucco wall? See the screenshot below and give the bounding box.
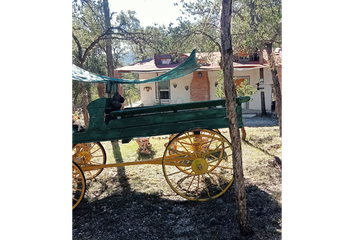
[139,73,158,106]
[170,74,193,104]
[138,68,274,111]
[208,71,220,101]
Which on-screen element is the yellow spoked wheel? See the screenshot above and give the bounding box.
[72,161,86,210]
[72,142,106,180]
[162,129,234,201]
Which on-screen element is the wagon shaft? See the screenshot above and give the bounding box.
[79,154,193,171]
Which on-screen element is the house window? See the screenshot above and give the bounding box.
[156,80,170,102]
[161,58,171,65]
[239,56,249,61]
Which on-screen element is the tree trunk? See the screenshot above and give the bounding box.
[97,82,106,98]
[261,91,266,116]
[77,61,90,128]
[259,46,264,65]
[265,42,282,137]
[86,84,92,103]
[103,0,114,78]
[128,90,132,107]
[99,0,116,98]
[221,0,253,236]
[80,82,89,127]
[103,0,127,187]
[260,68,266,116]
[72,91,79,112]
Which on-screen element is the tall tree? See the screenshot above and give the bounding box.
[103,0,114,77]
[102,0,130,191]
[265,41,282,136]
[72,0,143,125]
[221,0,253,235]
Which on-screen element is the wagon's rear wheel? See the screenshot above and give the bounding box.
[72,161,86,210]
[72,142,106,180]
[162,129,234,201]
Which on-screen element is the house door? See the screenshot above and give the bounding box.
[234,77,250,109]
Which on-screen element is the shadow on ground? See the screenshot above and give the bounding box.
[73,182,281,240]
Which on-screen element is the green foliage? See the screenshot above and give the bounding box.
[215,70,257,99]
[121,73,140,105]
[231,0,282,51]
[177,0,282,54]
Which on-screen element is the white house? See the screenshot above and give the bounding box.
[115,51,277,112]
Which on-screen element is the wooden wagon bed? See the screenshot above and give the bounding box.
[72,96,250,144]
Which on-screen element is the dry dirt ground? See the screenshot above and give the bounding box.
[73,116,281,240]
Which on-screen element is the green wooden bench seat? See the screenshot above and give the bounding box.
[107,97,249,130]
[109,96,249,118]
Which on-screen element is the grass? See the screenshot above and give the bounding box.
[73,126,282,240]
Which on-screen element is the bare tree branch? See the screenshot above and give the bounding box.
[195,30,222,53]
[81,0,105,30]
[72,33,83,64]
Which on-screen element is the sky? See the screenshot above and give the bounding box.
[109,0,192,27]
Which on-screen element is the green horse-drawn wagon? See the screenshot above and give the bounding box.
[72,50,250,209]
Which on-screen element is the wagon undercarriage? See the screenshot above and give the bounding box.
[72,127,239,209]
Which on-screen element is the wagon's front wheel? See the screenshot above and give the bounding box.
[72,142,106,180]
[72,161,86,210]
[162,129,234,201]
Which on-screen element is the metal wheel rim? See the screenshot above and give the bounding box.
[72,161,86,209]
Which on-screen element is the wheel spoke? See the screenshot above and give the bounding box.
[207,172,224,191]
[212,165,233,170]
[210,172,232,183]
[202,174,211,198]
[169,148,192,158]
[208,154,221,161]
[176,175,193,189]
[72,180,83,184]
[177,139,192,146]
[186,175,196,193]
[186,132,198,158]
[195,175,200,199]
[166,166,193,177]
[205,132,216,150]
[177,141,193,154]
[207,158,222,164]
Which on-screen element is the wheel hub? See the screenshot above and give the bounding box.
[191,158,208,174]
[78,151,91,164]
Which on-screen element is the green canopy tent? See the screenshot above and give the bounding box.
[72,49,201,85]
